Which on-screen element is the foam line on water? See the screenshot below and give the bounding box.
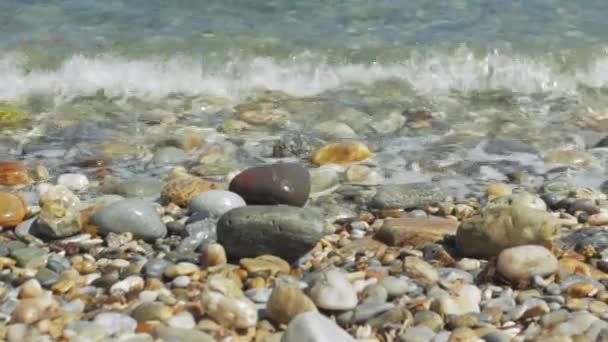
[2,50,608,104]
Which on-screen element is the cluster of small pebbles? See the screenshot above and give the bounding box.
[0,93,607,342]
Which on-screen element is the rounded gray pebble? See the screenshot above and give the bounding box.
[189,190,246,217]
[91,198,167,241]
[144,259,173,278]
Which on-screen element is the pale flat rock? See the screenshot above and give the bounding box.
[309,269,358,311]
[497,245,558,282]
[281,312,355,342]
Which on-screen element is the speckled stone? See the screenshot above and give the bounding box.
[369,183,446,210]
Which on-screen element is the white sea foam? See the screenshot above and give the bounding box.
[1,49,608,104]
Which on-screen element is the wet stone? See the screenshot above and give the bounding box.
[103,178,164,198]
[189,190,246,217]
[0,161,30,186]
[483,139,539,156]
[31,206,82,240]
[57,173,89,192]
[369,183,446,210]
[312,121,357,140]
[153,146,187,165]
[311,142,372,166]
[229,163,311,207]
[0,192,27,227]
[90,198,167,241]
[309,165,340,195]
[217,205,326,262]
[11,247,47,269]
[272,133,322,159]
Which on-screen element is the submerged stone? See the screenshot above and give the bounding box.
[311,142,371,166]
[369,183,446,210]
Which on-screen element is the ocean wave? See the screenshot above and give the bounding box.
[2,49,608,104]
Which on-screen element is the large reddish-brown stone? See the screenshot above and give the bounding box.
[229,163,310,207]
[0,161,30,186]
[376,217,459,247]
[0,192,27,227]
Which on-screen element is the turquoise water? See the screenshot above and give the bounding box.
[2,0,608,104]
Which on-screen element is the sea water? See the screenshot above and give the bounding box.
[1,0,608,190]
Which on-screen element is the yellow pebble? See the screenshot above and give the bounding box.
[311,142,371,166]
[248,277,266,289]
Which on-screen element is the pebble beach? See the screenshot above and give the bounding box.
[2,1,608,341]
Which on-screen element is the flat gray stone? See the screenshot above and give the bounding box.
[107,179,164,198]
[11,247,47,268]
[35,267,61,287]
[91,199,167,241]
[217,205,326,262]
[369,184,446,210]
[153,147,187,165]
